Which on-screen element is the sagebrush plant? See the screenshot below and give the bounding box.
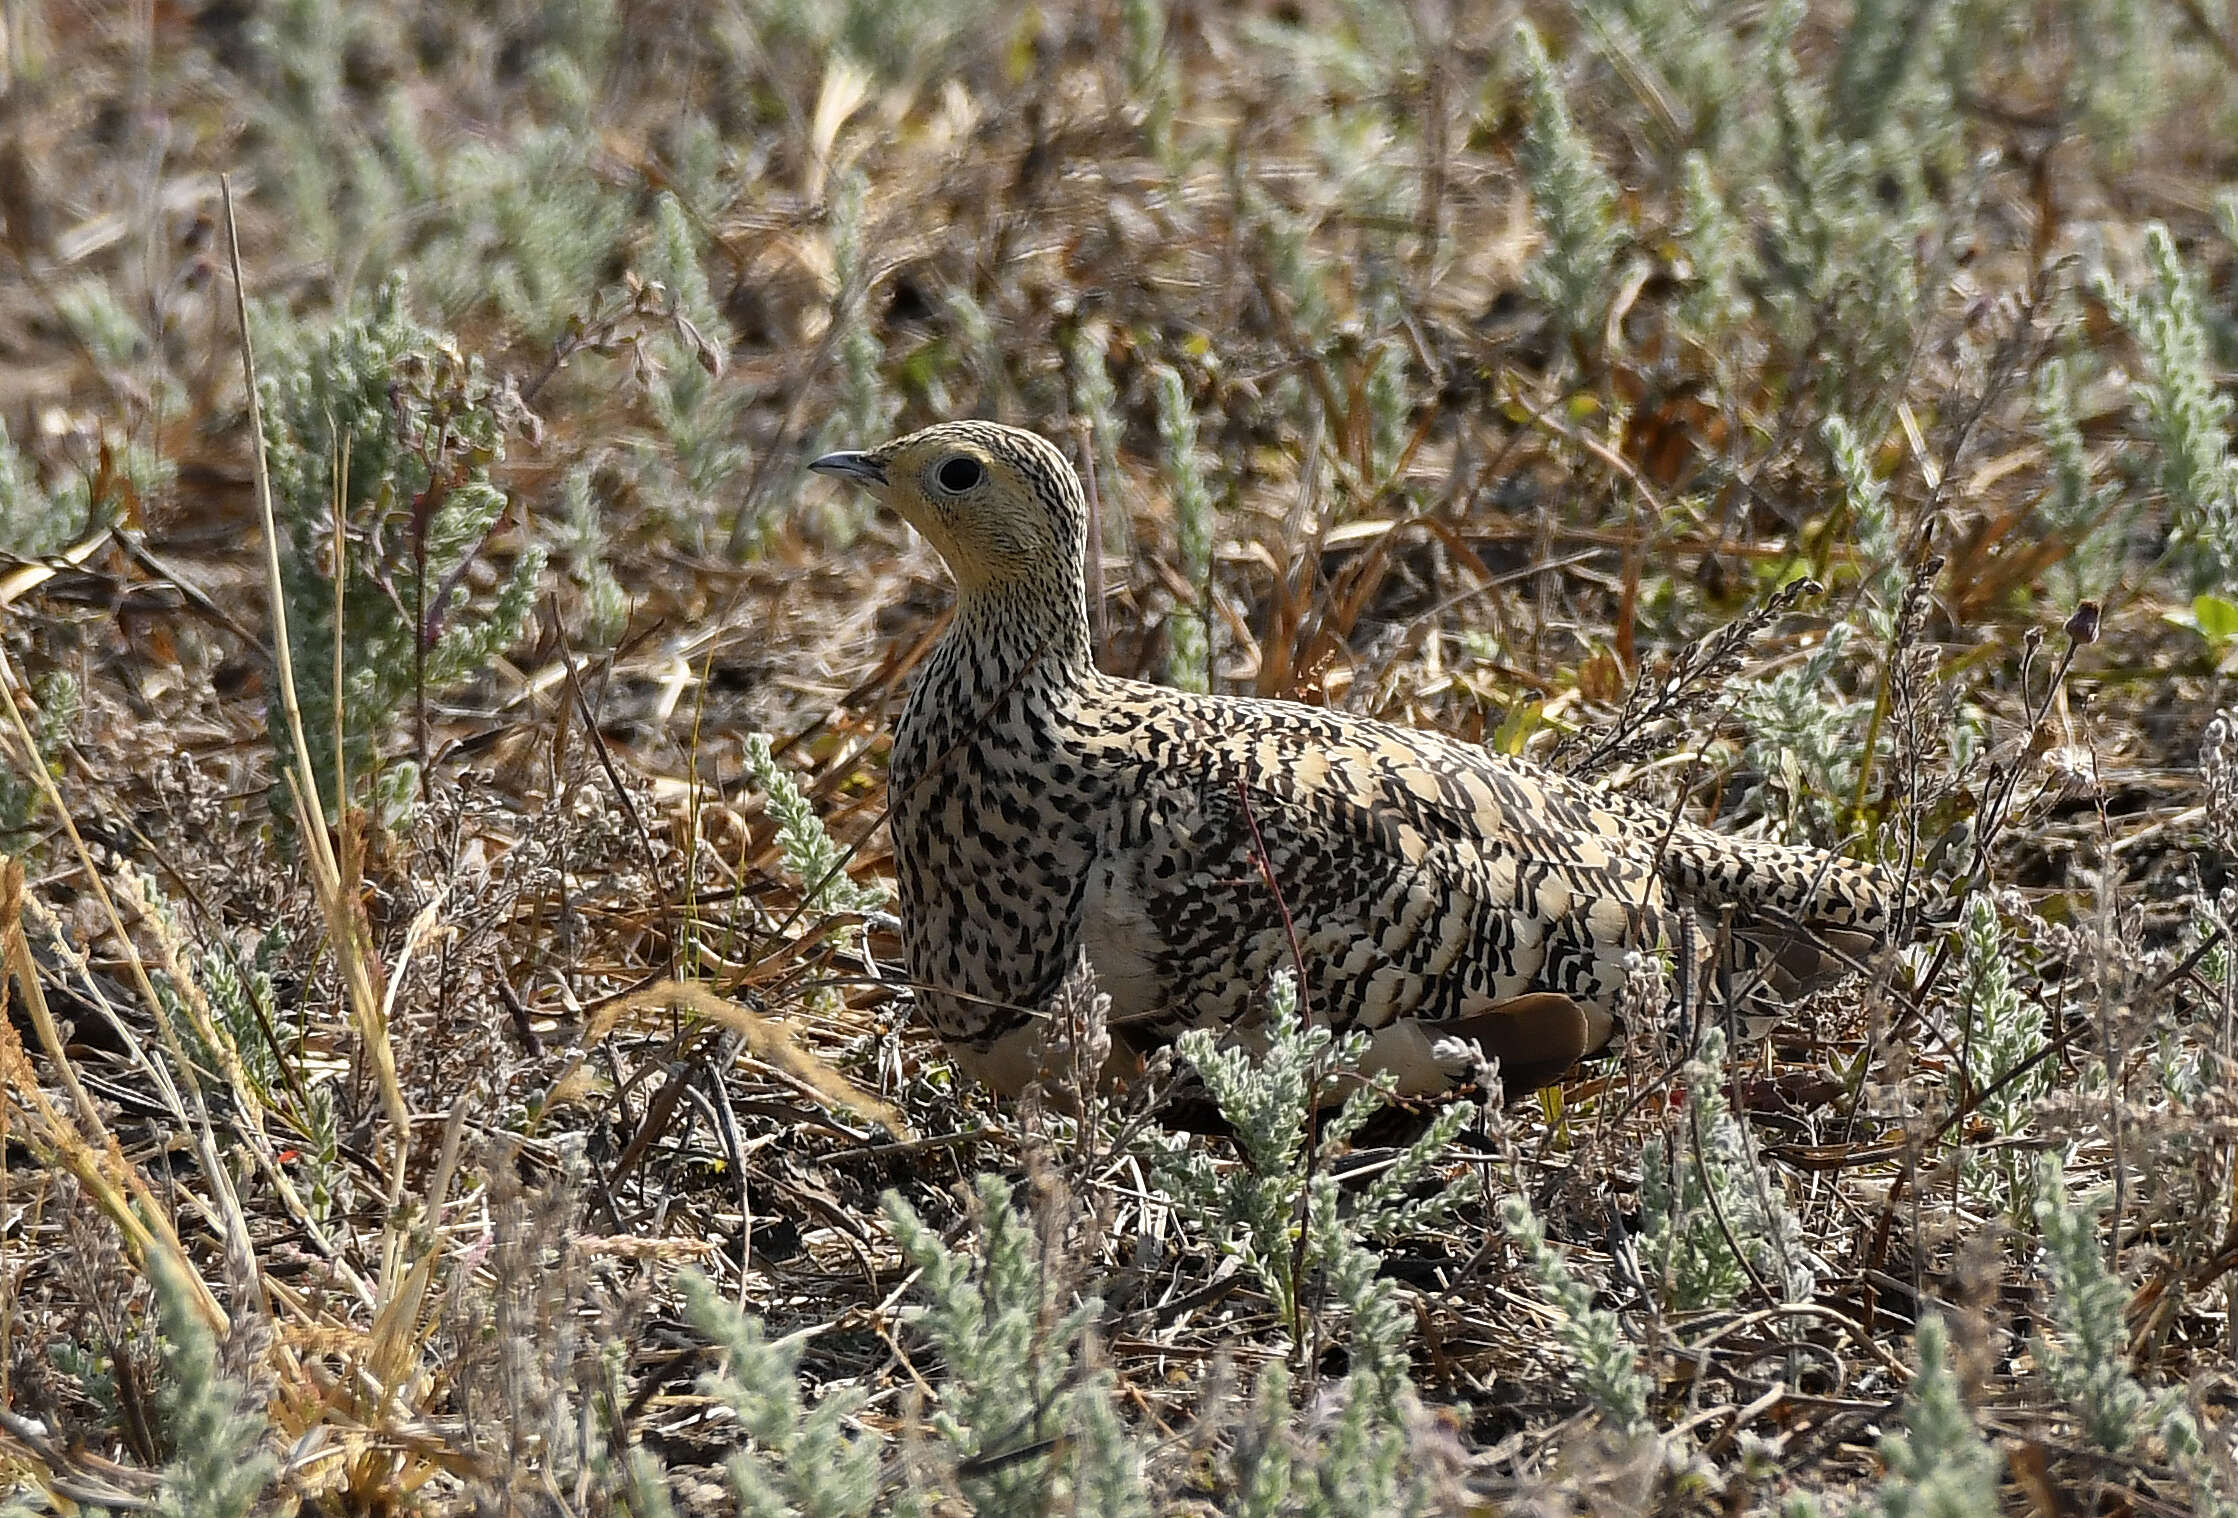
[1065,326,1130,560]
[1674,149,1752,360]
[559,465,630,651]
[1565,0,1964,415]
[671,1272,883,1516]
[1637,1028,1820,1313]
[757,0,994,85]
[146,1255,277,1518]
[428,77,633,338]
[1820,414,1904,635]
[809,167,894,549]
[740,733,886,924]
[1242,181,1336,352]
[1945,0,2157,166]
[1760,0,1954,418]
[0,414,169,561]
[0,669,75,855]
[259,279,544,824]
[1951,892,2049,1213]
[1574,0,1747,165]
[0,420,67,559]
[251,0,631,322]
[2098,221,2238,592]
[2033,351,2132,607]
[1512,22,1619,358]
[612,1163,1443,1516]
[881,1176,1142,1514]
[1871,1314,1999,1518]
[1731,622,1867,842]
[2031,1155,2167,1456]
[637,191,749,547]
[1148,970,1451,1514]
[1121,0,1175,161]
[1500,1191,1651,1433]
[1151,363,1216,693]
[1150,969,1481,1328]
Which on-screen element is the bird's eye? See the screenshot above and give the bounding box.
[934,455,984,494]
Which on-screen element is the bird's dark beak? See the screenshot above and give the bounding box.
[809,450,886,488]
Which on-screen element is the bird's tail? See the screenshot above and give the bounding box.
[1651,827,1896,1005]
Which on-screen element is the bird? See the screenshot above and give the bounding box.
[810,421,1892,1099]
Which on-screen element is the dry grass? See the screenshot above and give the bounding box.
[0,0,2235,1511]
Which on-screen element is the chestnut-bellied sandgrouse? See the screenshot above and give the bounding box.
[811,422,1891,1098]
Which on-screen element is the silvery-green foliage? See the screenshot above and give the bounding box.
[1151,363,1214,693]
[1307,102,1417,226]
[1244,185,1336,345]
[184,910,287,1098]
[258,280,545,823]
[147,1256,276,1518]
[56,278,184,413]
[640,191,750,545]
[1067,1368,1154,1518]
[0,669,74,853]
[1949,0,2156,166]
[1121,0,1174,161]
[429,87,631,336]
[2161,1398,2238,1518]
[560,466,630,651]
[2031,1155,2174,1455]
[1733,622,1865,843]
[1953,893,2048,1212]
[740,733,886,920]
[811,170,893,547]
[1637,1028,1822,1312]
[1755,0,1947,416]
[1151,970,1480,1326]
[1239,0,1395,100]
[1574,0,1748,161]
[0,419,72,559]
[1829,0,1949,144]
[1151,979,1465,1511]
[1871,1314,1999,1518]
[943,286,1007,418]
[1361,336,1411,484]
[1217,1118,1432,1514]
[1514,24,1620,354]
[752,0,993,85]
[1675,152,1756,354]
[2071,0,2155,165]
[1821,414,1904,636]
[1232,1360,1297,1518]
[2033,354,2131,604]
[1570,0,1959,415]
[0,414,169,561]
[678,1271,882,1518]
[882,1177,1138,1515]
[1066,327,1132,558]
[2098,222,2238,591]
[1500,1192,1650,1432]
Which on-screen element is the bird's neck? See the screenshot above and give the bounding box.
[899,568,1095,757]
[952,575,1092,677]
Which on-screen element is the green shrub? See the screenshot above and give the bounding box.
[1871,1314,1999,1518]
[259,279,544,823]
[1637,1029,1819,1313]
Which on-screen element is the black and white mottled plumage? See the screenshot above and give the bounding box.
[811,422,1890,1097]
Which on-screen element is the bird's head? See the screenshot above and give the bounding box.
[810,421,1088,599]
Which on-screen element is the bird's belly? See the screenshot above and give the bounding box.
[1074,854,1174,1028]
